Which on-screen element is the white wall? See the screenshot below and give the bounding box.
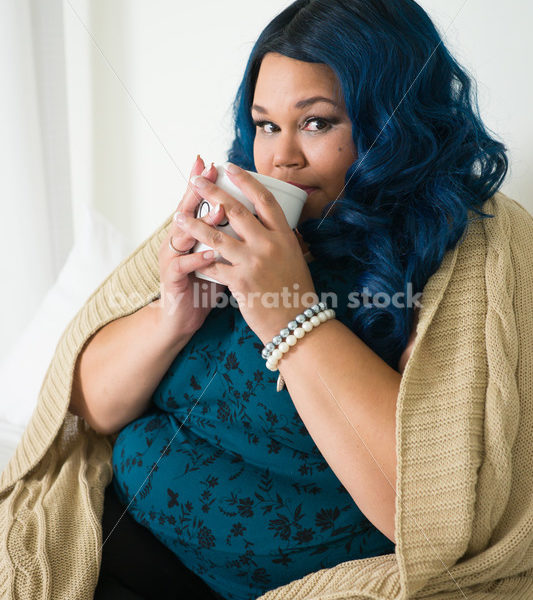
[0,0,71,363]
[418,0,533,206]
[64,0,287,246]
[63,0,532,248]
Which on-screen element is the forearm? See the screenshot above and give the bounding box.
[273,318,401,543]
[69,299,193,435]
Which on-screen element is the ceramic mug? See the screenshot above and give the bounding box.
[193,165,308,285]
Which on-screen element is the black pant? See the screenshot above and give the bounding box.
[94,481,225,600]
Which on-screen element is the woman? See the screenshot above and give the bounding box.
[3,1,533,599]
[85,0,507,595]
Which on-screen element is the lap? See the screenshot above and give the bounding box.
[94,481,225,600]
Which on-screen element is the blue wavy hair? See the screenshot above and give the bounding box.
[226,0,508,370]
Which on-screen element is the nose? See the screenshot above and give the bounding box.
[272,131,305,170]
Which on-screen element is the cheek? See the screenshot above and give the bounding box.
[309,148,350,190]
[325,138,357,192]
[314,130,354,165]
[253,138,268,171]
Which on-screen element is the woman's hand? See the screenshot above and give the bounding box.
[172,162,319,345]
[157,155,227,342]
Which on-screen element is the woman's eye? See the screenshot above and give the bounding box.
[304,118,330,131]
[253,117,332,134]
[254,121,277,134]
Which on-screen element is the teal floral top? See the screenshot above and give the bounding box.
[112,257,396,600]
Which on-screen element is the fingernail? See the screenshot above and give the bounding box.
[191,155,202,176]
[213,202,221,214]
[223,161,240,175]
[174,212,186,225]
[190,175,208,189]
[202,162,215,176]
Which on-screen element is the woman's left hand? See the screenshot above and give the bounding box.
[173,163,319,345]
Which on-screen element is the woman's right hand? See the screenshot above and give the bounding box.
[157,155,227,342]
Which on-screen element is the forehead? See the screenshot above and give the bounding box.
[253,53,341,104]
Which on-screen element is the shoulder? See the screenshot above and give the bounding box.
[481,191,533,243]
[479,191,533,281]
[477,192,533,358]
[490,190,533,221]
[449,191,533,281]
[399,192,530,374]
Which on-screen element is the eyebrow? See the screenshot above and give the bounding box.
[251,96,339,114]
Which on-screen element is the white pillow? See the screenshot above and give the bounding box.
[0,203,135,435]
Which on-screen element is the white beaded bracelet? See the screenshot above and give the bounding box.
[264,307,336,392]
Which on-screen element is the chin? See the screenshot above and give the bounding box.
[299,207,317,223]
[301,194,329,221]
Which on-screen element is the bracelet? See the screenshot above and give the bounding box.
[260,301,336,392]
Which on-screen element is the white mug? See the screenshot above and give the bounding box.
[193,165,308,285]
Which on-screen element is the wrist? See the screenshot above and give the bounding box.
[259,301,336,392]
[255,299,320,347]
[260,301,334,362]
[150,298,196,352]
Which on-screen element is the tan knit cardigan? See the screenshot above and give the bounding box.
[1,191,533,599]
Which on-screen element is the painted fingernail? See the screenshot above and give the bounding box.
[223,161,240,175]
[202,162,215,176]
[174,212,186,225]
[190,175,209,188]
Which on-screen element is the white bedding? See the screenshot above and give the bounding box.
[0,204,134,475]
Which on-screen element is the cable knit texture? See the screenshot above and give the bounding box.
[1,191,532,599]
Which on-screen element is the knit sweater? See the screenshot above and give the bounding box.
[1,191,533,599]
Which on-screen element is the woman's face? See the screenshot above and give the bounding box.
[252,52,357,224]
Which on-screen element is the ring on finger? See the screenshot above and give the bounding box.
[169,235,191,255]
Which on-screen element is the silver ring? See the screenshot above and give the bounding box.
[168,235,190,255]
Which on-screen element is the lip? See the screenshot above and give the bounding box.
[286,181,319,195]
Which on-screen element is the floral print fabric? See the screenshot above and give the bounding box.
[112,258,396,600]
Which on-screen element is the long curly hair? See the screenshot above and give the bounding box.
[226,0,508,370]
